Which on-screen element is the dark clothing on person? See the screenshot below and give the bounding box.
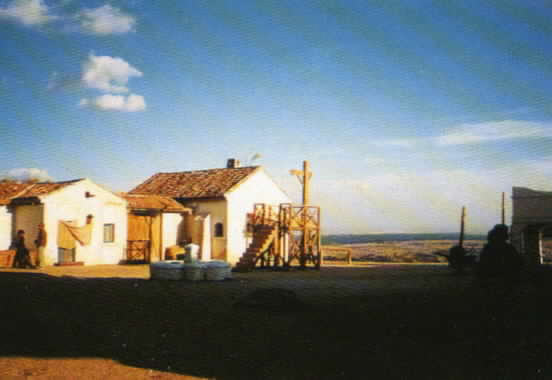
[12,235,32,269]
[449,245,467,271]
[479,242,522,277]
[35,228,47,247]
[477,225,523,287]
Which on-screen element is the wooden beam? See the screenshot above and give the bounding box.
[502,192,506,225]
[458,206,466,248]
[290,160,312,206]
[303,160,310,206]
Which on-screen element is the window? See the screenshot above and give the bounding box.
[214,222,224,238]
[104,224,115,243]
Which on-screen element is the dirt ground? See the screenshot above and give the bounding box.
[1,263,552,379]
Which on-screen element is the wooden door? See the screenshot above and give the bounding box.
[127,213,161,262]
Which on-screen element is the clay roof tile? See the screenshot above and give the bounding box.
[129,166,259,199]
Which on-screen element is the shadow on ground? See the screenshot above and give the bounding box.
[2,266,552,379]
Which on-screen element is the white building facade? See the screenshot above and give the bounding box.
[1,179,127,266]
[130,160,291,265]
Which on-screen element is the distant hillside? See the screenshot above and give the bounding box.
[322,233,486,245]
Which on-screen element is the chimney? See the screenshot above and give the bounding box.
[227,158,240,168]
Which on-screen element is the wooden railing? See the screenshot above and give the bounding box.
[321,245,353,265]
[251,203,280,226]
[246,202,322,269]
[127,240,151,262]
[279,203,320,230]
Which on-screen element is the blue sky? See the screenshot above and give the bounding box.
[2,0,552,234]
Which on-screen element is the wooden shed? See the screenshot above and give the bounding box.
[123,194,191,263]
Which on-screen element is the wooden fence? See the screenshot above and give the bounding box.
[321,245,353,265]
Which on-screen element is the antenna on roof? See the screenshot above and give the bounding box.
[248,153,262,166]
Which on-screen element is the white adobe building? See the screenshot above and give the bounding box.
[511,186,552,266]
[0,178,127,266]
[129,159,291,264]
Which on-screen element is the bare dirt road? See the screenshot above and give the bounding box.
[0,264,550,379]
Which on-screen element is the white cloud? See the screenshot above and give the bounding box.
[82,53,143,93]
[436,120,552,146]
[78,4,135,35]
[370,120,552,149]
[311,157,552,234]
[0,2,138,34]
[376,138,418,147]
[79,93,146,112]
[0,0,58,26]
[4,168,53,182]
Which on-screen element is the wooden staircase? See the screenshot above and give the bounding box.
[235,225,276,272]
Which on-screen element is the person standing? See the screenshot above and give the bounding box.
[12,230,33,269]
[478,224,523,288]
[34,223,47,269]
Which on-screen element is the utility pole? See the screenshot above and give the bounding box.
[501,192,506,225]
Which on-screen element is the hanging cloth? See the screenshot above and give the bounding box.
[57,221,93,249]
[58,221,76,249]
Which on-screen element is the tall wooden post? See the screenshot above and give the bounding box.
[303,160,310,206]
[291,160,312,205]
[501,192,505,225]
[459,206,465,248]
[291,161,312,268]
[302,161,309,267]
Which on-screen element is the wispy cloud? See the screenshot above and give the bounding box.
[436,120,552,146]
[3,167,53,182]
[0,0,58,26]
[79,93,146,112]
[372,120,552,149]
[46,71,81,91]
[376,138,418,147]
[77,5,135,35]
[313,157,552,234]
[0,1,136,35]
[81,53,143,93]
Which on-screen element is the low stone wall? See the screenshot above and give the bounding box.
[0,250,15,268]
[0,250,39,268]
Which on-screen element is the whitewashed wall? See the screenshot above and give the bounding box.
[0,206,13,250]
[40,179,127,266]
[161,213,186,254]
[225,169,290,264]
[199,214,211,261]
[512,187,552,224]
[14,205,44,250]
[182,200,225,260]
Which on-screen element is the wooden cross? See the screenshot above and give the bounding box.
[290,161,312,206]
[290,161,314,267]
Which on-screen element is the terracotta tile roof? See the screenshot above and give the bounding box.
[130,166,259,199]
[513,187,552,198]
[14,179,83,199]
[0,183,32,205]
[122,193,191,212]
